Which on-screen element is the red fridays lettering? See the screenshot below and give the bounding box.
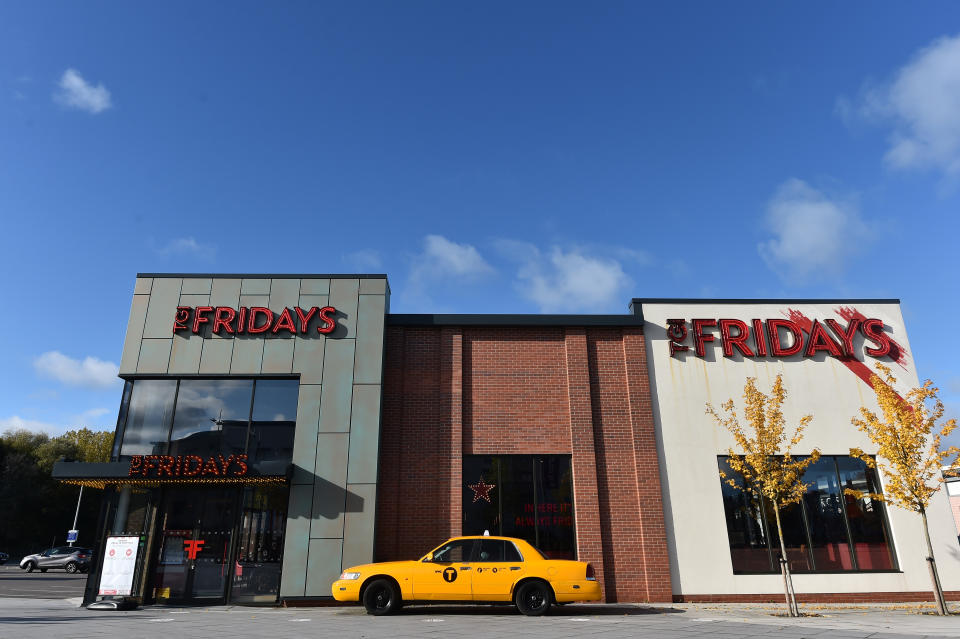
[667,315,894,360]
[173,306,336,336]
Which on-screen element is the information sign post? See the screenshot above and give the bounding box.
[98,536,139,597]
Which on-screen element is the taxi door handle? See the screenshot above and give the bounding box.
[510,567,521,571]
[459,566,471,571]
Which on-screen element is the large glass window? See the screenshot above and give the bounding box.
[248,380,298,464]
[718,455,897,573]
[463,455,576,559]
[168,380,254,458]
[115,378,299,466]
[119,380,177,457]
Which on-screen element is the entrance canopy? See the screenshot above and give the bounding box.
[52,460,290,490]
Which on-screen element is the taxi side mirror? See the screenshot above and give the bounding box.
[422,553,433,562]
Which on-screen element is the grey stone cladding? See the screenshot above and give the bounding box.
[118,274,389,599]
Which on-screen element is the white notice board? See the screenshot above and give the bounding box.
[98,536,139,596]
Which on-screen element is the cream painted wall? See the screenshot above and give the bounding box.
[640,301,960,596]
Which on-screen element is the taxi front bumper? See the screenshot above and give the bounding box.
[331,579,362,602]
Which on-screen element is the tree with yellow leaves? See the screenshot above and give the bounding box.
[707,374,820,617]
[848,363,959,616]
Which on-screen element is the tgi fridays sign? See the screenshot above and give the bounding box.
[128,454,249,478]
[665,306,905,362]
[174,305,337,336]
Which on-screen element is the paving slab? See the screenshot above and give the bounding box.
[0,596,958,639]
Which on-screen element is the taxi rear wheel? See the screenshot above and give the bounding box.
[362,578,400,616]
[515,580,552,616]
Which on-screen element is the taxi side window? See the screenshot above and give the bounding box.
[432,540,474,563]
[477,540,523,562]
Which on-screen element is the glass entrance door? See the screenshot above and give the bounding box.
[151,488,238,604]
[230,486,288,603]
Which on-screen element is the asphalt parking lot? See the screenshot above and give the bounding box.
[0,565,87,600]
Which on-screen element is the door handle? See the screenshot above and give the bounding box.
[510,566,521,571]
[459,566,471,571]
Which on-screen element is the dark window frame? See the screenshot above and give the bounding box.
[718,454,900,574]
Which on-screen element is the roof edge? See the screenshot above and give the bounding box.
[387,314,643,327]
[137,273,388,279]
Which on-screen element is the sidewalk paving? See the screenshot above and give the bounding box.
[0,597,957,639]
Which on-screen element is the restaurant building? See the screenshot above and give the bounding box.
[53,275,960,606]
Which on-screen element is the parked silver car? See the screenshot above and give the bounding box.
[19,546,92,573]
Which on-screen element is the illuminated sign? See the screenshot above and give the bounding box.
[128,454,249,478]
[173,306,337,336]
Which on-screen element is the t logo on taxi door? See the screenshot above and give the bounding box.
[442,567,458,583]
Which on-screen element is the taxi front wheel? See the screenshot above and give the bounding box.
[515,580,552,616]
[362,579,400,616]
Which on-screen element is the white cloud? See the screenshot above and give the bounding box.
[343,249,383,271]
[419,235,493,277]
[0,416,62,435]
[842,33,960,177]
[54,68,112,114]
[156,236,215,258]
[0,408,113,437]
[34,351,119,389]
[757,179,870,282]
[408,235,493,287]
[500,241,631,313]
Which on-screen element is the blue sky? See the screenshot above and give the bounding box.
[1,2,959,443]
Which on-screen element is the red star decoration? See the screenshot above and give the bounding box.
[468,477,496,503]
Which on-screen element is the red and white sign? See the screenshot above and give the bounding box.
[98,536,139,596]
[666,306,903,362]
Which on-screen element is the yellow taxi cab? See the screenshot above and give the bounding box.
[331,535,601,616]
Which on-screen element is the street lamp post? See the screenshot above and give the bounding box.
[69,485,83,547]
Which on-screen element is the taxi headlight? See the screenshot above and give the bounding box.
[339,571,361,580]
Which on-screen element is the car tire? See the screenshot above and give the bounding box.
[362,579,400,616]
[515,580,552,616]
[24,561,36,573]
[65,562,78,574]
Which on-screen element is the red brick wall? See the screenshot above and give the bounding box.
[463,328,570,455]
[375,323,673,603]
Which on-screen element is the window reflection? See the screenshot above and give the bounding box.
[249,380,298,464]
[803,457,855,571]
[718,455,897,573]
[168,380,253,458]
[116,378,298,465]
[719,457,773,572]
[836,457,896,570]
[119,380,177,457]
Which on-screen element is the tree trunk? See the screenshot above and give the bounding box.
[772,503,799,617]
[920,508,948,616]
